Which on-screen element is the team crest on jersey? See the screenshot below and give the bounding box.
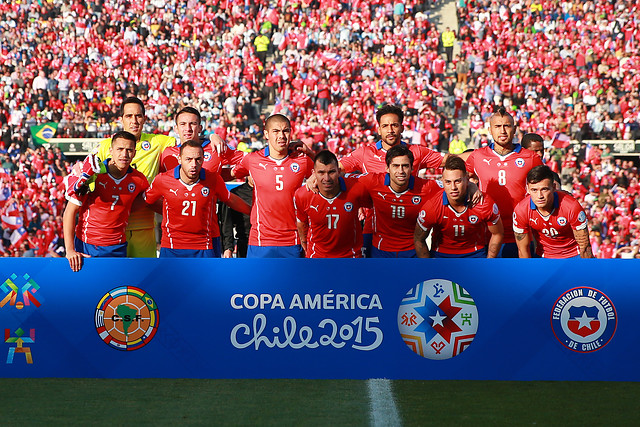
[515,158,525,168]
[468,215,479,224]
[344,202,353,212]
[290,163,300,173]
[141,141,151,151]
[551,287,616,353]
[557,216,567,226]
[398,279,478,360]
[201,187,210,197]
[412,196,422,205]
[128,183,136,193]
[204,152,212,162]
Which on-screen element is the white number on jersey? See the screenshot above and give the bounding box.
[182,200,197,216]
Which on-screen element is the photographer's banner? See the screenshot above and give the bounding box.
[0,258,635,380]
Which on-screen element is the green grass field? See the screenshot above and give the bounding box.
[1,379,637,426]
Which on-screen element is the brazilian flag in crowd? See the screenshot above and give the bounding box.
[30,122,58,146]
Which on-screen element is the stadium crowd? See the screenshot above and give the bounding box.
[0,0,638,257]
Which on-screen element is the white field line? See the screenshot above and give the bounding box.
[367,378,402,427]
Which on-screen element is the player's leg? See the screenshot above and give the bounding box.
[498,242,519,258]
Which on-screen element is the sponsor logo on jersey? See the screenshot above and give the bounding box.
[344,202,353,212]
[290,163,300,173]
[468,215,479,224]
[551,287,616,353]
[95,286,159,351]
[201,187,210,197]
[204,152,212,162]
[515,158,525,168]
[141,141,151,151]
[492,203,499,215]
[128,183,136,193]
[557,216,567,226]
[412,196,422,205]
[419,210,426,219]
[398,279,478,360]
[578,211,586,223]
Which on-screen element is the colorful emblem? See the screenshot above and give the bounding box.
[202,187,210,197]
[412,196,422,205]
[344,202,353,212]
[557,216,567,226]
[128,183,136,193]
[95,286,159,351]
[551,287,616,353]
[468,215,479,224]
[515,158,525,168]
[204,152,212,162]
[141,141,151,151]
[398,279,478,360]
[290,163,300,173]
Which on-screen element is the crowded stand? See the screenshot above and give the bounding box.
[0,0,637,257]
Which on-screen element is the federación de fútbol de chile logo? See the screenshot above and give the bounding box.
[95,286,159,351]
[398,279,478,360]
[551,286,616,353]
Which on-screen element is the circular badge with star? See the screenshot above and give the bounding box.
[397,279,478,360]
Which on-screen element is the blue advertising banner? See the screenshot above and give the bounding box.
[0,258,635,380]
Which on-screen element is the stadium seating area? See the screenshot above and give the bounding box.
[0,0,637,257]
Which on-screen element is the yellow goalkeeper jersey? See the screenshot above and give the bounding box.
[95,132,176,230]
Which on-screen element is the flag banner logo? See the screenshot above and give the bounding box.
[551,287,616,353]
[30,122,58,146]
[398,279,478,360]
[95,286,159,351]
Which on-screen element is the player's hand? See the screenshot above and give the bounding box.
[468,181,483,207]
[305,173,319,193]
[358,207,367,222]
[223,249,233,258]
[209,134,227,154]
[289,140,313,158]
[66,249,90,272]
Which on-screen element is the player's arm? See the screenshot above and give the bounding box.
[514,231,531,258]
[413,224,431,258]
[288,140,314,158]
[297,220,308,254]
[573,227,594,258]
[219,202,235,258]
[467,180,483,207]
[62,201,89,272]
[486,217,504,258]
[224,193,251,216]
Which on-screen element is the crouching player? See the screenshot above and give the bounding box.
[144,140,251,257]
[63,131,149,271]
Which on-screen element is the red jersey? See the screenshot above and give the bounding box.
[359,173,441,252]
[72,166,149,246]
[144,167,231,250]
[466,143,543,243]
[160,140,244,174]
[294,177,371,258]
[340,140,444,174]
[512,192,588,258]
[417,190,501,255]
[233,146,313,246]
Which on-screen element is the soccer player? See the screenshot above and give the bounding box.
[220,179,254,258]
[94,97,176,258]
[144,140,251,258]
[513,165,593,258]
[294,150,371,258]
[414,155,504,258]
[160,106,244,177]
[465,107,543,257]
[520,132,561,187]
[359,145,442,258]
[63,131,149,272]
[232,113,314,258]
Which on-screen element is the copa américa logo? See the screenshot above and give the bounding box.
[95,286,159,351]
[398,279,478,360]
[551,287,616,353]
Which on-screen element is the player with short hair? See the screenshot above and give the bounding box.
[513,165,593,258]
[94,97,177,258]
[465,107,543,257]
[63,131,149,272]
[144,140,251,258]
[232,113,314,258]
[520,132,561,187]
[358,145,442,258]
[294,150,371,258]
[414,155,504,258]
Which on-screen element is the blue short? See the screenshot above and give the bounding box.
[433,247,487,258]
[75,237,127,258]
[371,247,417,258]
[498,242,519,258]
[247,245,303,258]
[362,233,373,258]
[159,247,219,258]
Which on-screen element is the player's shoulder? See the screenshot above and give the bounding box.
[294,184,312,201]
[514,194,532,211]
[130,168,150,182]
[144,133,176,147]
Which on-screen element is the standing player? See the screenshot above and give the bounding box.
[294,150,371,258]
[94,97,176,258]
[359,145,442,258]
[465,107,543,257]
[232,113,314,258]
[144,140,251,258]
[513,165,593,258]
[520,132,561,187]
[63,131,149,272]
[414,155,504,258]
